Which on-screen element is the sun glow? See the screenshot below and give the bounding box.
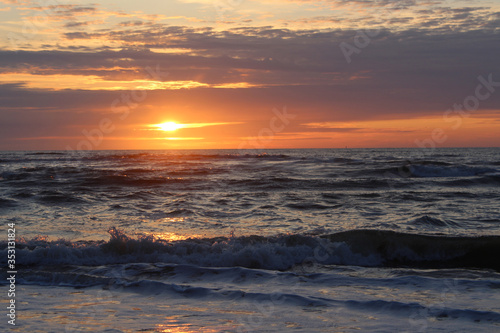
[154,122,185,131]
[149,121,243,132]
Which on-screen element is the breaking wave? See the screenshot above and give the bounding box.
[2,228,499,273]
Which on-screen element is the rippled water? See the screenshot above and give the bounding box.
[1,148,499,240]
[1,148,500,332]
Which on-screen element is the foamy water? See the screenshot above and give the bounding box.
[1,148,500,332]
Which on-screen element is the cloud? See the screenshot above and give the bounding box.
[1,0,499,148]
[2,23,499,93]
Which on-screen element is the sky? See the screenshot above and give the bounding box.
[0,0,499,150]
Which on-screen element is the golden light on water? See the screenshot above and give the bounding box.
[141,225,198,241]
[156,318,233,332]
[154,232,190,242]
[156,323,222,333]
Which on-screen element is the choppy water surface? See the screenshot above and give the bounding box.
[1,148,500,332]
[1,148,499,240]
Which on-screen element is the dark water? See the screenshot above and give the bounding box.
[1,148,499,240]
[1,148,500,332]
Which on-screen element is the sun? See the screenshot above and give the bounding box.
[153,122,185,131]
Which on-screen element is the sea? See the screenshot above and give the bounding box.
[1,148,500,332]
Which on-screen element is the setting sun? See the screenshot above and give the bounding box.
[153,122,185,131]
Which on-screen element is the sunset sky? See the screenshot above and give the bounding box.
[0,0,499,150]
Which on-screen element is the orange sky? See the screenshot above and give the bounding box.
[0,0,499,150]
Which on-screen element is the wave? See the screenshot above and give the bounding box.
[435,174,500,187]
[2,228,500,272]
[371,163,497,178]
[286,203,330,210]
[408,215,459,228]
[26,152,65,155]
[408,164,496,178]
[324,230,500,270]
[0,197,17,208]
[343,299,500,323]
[0,171,32,181]
[8,268,500,324]
[36,190,85,205]
[78,175,190,187]
[79,152,293,162]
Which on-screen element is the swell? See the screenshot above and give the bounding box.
[2,228,500,272]
[323,230,500,270]
[80,152,293,162]
[4,268,500,324]
[365,163,497,178]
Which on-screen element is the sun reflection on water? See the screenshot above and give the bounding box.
[141,228,200,242]
[155,320,231,332]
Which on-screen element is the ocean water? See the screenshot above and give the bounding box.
[1,148,500,332]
